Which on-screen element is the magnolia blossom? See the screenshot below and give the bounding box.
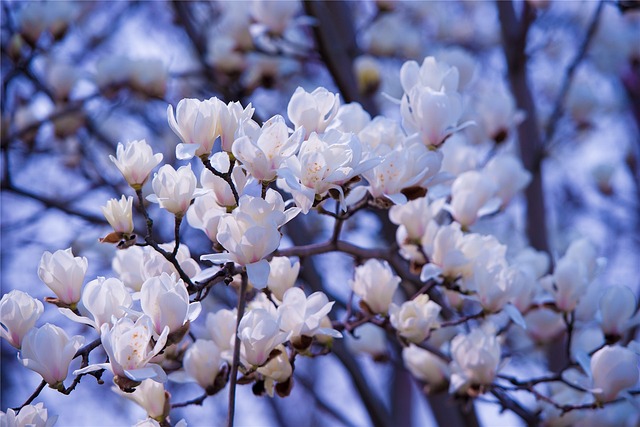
[449,170,500,227]
[19,323,85,386]
[102,195,134,234]
[250,0,299,35]
[542,257,589,312]
[524,308,565,343]
[237,308,289,367]
[389,294,441,343]
[256,344,293,397]
[148,164,204,217]
[140,273,201,336]
[403,344,450,390]
[287,86,340,136]
[599,285,638,337]
[112,379,168,420]
[266,257,300,301]
[206,308,237,361]
[277,288,341,343]
[109,139,163,189]
[401,86,467,148]
[167,97,222,160]
[59,276,132,330]
[186,192,226,243]
[219,100,257,152]
[232,115,304,182]
[327,103,372,135]
[75,315,169,385]
[400,56,460,94]
[200,153,256,207]
[390,196,441,264]
[202,191,299,287]
[279,130,379,213]
[0,403,57,427]
[449,325,501,392]
[0,290,44,349]
[350,259,400,314]
[484,155,531,206]
[420,223,468,282]
[38,248,88,305]
[590,345,639,402]
[174,339,223,391]
[362,138,443,204]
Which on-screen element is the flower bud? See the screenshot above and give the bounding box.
[350,259,400,315]
[140,273,201,336]
[450,325,501,393]
[266,257,300,301]
[38,248,88,306]
[19,323,85,387]
[182,339,223,391]
[109,139,163,189]
[600,285,637,339]
[148,164,202,217]
[101,195,134,234]
[390,295,441,343]
[591,345,639,402]
[0,290,44,349]
[0,402,57,427]
[403,344,450,391]
[112,379,169,421]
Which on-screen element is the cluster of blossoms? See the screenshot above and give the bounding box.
[2,52,639,427]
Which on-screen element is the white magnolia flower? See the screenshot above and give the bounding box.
[219,100,258,152]
[171,339,222,391]
[112,379,168,420]
[206,308,237,361]
[591,345,639,402]
[256,344,293,397]
[400,56,460,94]
[200,153,256,208]
[0,403,57,427]
[0,290,44,349]
[390,196,441,264]
[277,288,341,342]
[38,248,88,305]
[19,323,85,386]
[140,273,201,335]
[599,285,638,337]
[420,223,468,282]
[448,170,500,227]
[112,245,147,291]
[148,164,205,217]
[59,276,132,330]
[350,259,400,315]
[403,344,450,389]
[449,325,501,392]
[327,103,372,135]
[167,97,222,160]
[74,315,169,385]
[279,130,379,213]
[475,83,524,143]
[237,308,289,367]
[524,308,565,344]
[186,192,226,243]
[250,0,300,36]
[202,191,299,287]
[143,243,201,282]
[102,195,134,234]
[401,86,467,148]
[266,257,300,301]
[362,137,443,205]
[232,115,304,182]
[543,256,589,313]
[484,155,531,207]
[287,86,340,137]
[109,140,163,189]
[389,294,441,343]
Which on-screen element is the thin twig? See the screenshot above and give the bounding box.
[227,273,248,427]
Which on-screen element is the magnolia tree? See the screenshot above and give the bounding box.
[2,1,640,427]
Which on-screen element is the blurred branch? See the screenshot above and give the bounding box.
[303,1,379,116]
[497,0,550,256]
[545,0,605,147]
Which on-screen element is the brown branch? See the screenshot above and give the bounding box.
[227,273,248,427]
